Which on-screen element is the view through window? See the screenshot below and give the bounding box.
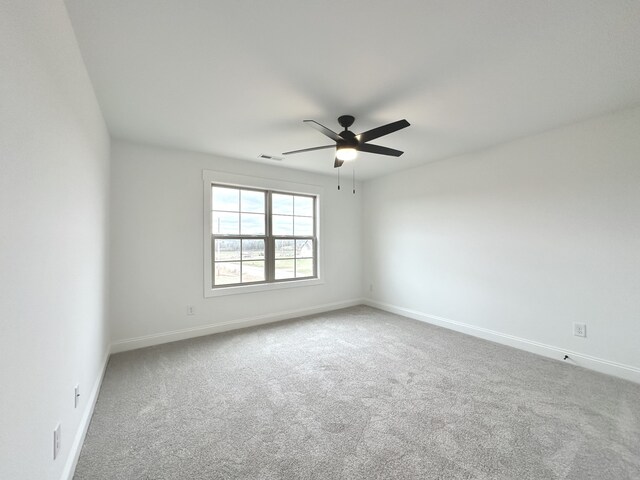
[211,185,317,287]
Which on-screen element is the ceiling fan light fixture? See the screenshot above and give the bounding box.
[336,146,357,161]
[282,115,409,168]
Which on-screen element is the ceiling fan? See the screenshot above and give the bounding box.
[283,115,410,168]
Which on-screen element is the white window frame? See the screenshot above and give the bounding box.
[203,170,324,297]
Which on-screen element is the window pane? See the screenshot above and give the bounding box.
[294,196,313,216]
[294,216,313,236]
[212,211,239,234]
[272,215,293,235]
[214,262,240,285]
[214,239,241,261]
[212,187,239,212]
[240,213,265,235]
[241,190,265,213]
[295,239,313,258]
[242,239,265,259]
[275,259,295,280]
[272,194,293,215]
[296,258,313,278]
[242,261,265,283]
[275,239,294,259]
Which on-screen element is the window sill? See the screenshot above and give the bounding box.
[205,277,324,298]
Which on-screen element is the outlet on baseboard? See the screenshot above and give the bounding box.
[186,305,195,316]
[74,384,80,408]
[53,424,61,460]
[573,322,587,338]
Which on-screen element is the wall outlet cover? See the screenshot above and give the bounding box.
[573,322,587,337]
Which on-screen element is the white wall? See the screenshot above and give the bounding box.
[0,1,111,479]
[109,141,362,349]
[363,106,640,382]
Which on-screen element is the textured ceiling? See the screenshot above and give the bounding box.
[64,0,640,180]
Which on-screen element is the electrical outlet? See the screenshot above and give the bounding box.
[573,322,586,337]
[186,305,195,316]
[369,283,373,293]
[53,424,61,460]
[74,385,80,408]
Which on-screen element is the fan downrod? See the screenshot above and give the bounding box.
[337,115,355,130]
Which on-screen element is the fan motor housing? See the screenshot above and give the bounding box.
[338,115,357,146]
[339,129,357,146]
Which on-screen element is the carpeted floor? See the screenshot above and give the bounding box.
[74,306,640,479]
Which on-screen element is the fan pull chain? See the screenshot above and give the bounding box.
[352,168,356,194]
[337,168,341,190]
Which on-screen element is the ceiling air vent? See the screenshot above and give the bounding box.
[258,154,284,162]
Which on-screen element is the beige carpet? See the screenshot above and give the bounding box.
[74,306,640,479]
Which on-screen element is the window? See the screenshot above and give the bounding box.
[212,186,267,285]
[272,193,315,280]
[203,171,322,296]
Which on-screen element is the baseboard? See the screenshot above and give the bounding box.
[60,347,110,480]
[365,299,640,384]
[111,298,365,354]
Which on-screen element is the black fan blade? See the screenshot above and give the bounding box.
[357,119,410,143]
[282,145,335,155]
[358,143,404,157]
[334,157,344,168]
[304,120,344,143]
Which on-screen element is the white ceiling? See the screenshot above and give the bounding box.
[64,0,640,180]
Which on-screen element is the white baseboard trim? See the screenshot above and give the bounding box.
[365,299,640,384]
[60,347,110,480]
[111,298,365,354]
